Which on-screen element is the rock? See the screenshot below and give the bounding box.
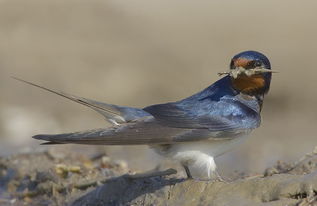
[71,172,317,206]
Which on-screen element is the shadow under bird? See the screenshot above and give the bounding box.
[14,50,275,180]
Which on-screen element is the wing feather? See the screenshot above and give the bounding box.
[33,117,194,145]
[143,95,261,132]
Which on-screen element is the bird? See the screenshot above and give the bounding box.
[14,50,275,180]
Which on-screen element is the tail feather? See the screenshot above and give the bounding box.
[32,119,185,145]
[12,77,149,125]
[40,141,66,145]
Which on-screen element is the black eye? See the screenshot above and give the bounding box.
[254,60,262,67]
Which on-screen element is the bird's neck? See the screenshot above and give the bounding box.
[231,74,268,96]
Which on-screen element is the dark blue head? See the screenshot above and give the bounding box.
[229,51,272,96]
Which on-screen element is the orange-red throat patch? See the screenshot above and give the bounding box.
[232,74,265,94]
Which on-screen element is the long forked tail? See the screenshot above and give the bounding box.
[32,129,150,145]
[32,119,177,145]
[32,128,136,145]
[12,77,149,125]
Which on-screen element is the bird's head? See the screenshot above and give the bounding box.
[219,51,275,96]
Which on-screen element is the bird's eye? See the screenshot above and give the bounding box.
[254,61,262,67]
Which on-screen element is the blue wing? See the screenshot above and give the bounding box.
[144,76,261,132]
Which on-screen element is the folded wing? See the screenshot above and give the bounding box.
[143,95,261,132]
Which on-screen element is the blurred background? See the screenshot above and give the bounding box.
[1,0,316,176]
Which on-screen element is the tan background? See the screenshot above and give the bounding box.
[1,0,316,176]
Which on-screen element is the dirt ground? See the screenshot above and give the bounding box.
[1,148,317,206]
[1,0,317,181]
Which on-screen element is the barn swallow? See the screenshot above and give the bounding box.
[14,50,275,180]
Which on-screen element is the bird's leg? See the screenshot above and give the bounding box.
[213,170,230,183]
[182,164,193,179]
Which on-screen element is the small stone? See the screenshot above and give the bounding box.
[114,160,128,170]
[100,156,113,168]
[101,156,111,164]
[264,167,279,177]
[47,148,66,159]
[82,160,94,169]
[55,164,68,178]
[69,166,81,173]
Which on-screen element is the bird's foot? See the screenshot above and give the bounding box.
[213,170,231,183]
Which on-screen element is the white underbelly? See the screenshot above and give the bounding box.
[151,132,251,179]
[169,132,250,158]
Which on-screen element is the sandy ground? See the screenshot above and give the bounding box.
[1,0,317,177]
[1,148,317,206]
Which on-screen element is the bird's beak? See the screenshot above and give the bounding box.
[218,67,278,79]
